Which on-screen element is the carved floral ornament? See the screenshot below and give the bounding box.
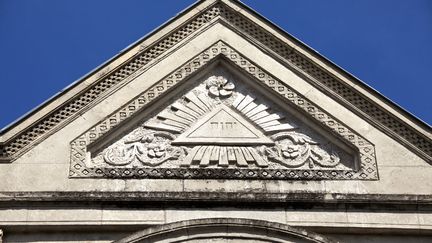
[103,132,181,166]
[206,76,235,97]
[70,42,378,180]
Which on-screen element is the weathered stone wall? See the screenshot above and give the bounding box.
[0,5,430,242]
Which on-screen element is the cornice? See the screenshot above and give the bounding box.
[0,191,431,207]
[0,0,430,163]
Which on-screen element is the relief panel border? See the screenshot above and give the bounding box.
[69,41,378,180]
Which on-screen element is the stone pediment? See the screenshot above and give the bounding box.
[0,0,429,166]
[69,42,377,180]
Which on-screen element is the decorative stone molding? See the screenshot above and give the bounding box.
[1,191,431,206]
[2,0,429,163]
[114,218,336,243]
[69,41,378,180]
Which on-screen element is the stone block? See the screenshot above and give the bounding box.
[101,208,164,224]
[165,208,286,224]
[27,208,102,224]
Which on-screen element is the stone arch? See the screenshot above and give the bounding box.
[114,218,336,243]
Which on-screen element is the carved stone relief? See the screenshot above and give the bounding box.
[70,41,377,180]
[89,70,355,176]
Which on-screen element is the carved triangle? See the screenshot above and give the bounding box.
[172,105,274,145]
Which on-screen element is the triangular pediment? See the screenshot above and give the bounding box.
[0,0,428,184]
[70,56,375,179]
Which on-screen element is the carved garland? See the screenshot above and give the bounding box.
[70,41,378,180]
[3,1,425,163]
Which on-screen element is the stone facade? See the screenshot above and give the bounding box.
[0,0,431,242]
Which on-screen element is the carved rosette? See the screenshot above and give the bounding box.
[206,76,235,97]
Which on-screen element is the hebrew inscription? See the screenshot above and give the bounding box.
[173,105,273,145]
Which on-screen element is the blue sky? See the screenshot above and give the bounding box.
[0,0,431,130]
